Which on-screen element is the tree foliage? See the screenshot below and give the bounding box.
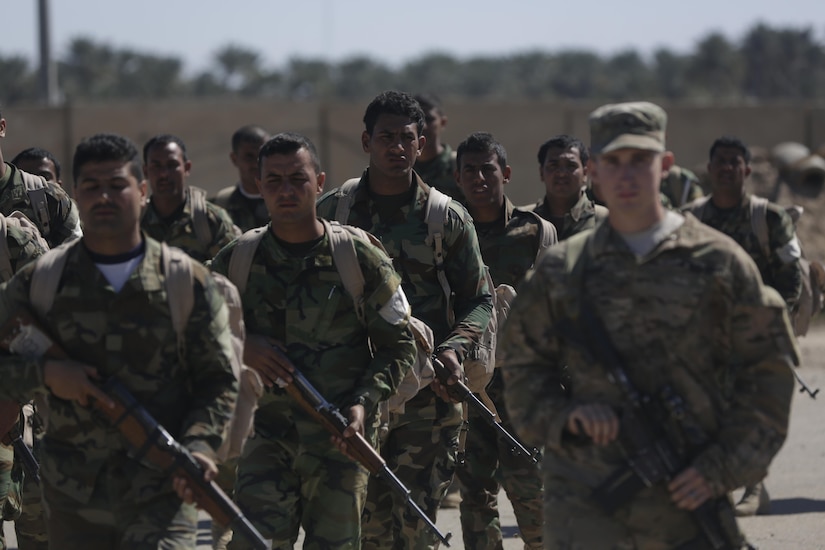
[2,23,824,106]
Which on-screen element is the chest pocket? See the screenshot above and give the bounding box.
[309,274,345,340]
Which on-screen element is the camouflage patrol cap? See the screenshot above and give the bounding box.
[589,101,667,155]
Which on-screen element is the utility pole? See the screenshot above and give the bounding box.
[38,0,60,106]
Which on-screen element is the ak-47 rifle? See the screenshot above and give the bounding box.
[282,367,452,547]
[558,299,750,550]
[1,421,40,484]
[0,310,268,550]
[432,358,540,465]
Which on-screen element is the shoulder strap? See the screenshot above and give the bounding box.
[689,195,712,222]
[20,171,51,238]
[161,243,195,363]
[322,218,367,325]
[0,216,11,283]
[333,178,362,223]
[189,187,212,248]
[424,187,455,327]
[529,210,558,264]
[212,186,236,206]
[749,196,771,259]
[30,244,73,318]
[227,227,268,295]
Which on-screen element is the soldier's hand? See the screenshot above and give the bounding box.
[331,404,366,462]
[173,451,218,506]
[43,359,114,409]
[430,349,463,403]
[243,334,294,387]
[668,467,713,510]
[566,403,619,446]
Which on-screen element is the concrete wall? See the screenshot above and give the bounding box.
[3,99,824,207]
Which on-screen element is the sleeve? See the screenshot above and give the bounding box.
[177,272,239,459]
[498,253,572,448]
[206,205,242,261]
[438,209,493,362]
[46,185,82,247]
[691,253,796,495]
[766,208,803,311]
[315,190,338,220]
[345,241,416,415]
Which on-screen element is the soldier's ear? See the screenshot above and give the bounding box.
[0,118,5,138]
[502,165,512,183]
[417,135,427,155]
[316,172,326,194]
[361,131,370,153]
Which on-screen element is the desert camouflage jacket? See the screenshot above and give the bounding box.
[528,188,608,241]
[209,184,269,233]
[414,144,464,204]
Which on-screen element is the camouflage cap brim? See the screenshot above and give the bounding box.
[599,133,666,154]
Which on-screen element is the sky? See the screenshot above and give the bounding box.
[3,0,824,75]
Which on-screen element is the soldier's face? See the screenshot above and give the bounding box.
[708,146,751,193]
[75,160,147,237]
[15,157,61,186]
[541,146,586,201]
[421,107,446,145]
[256,148,324,225]
[143,142,190,204]
[590,148,669,214]
[362,114,424,179]
[231,140,263,188]
[456,150,509,212]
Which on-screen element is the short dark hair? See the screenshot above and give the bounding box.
[231,125,270,152]
[363,90,425,136]
[72,133,142,184]
[142,134,188,163]
[456,132,508,172]
[709,136,751,164]
[413,93,444,116]
[11,147,62,180]
[537,135,589,166]
[258,132,321,175]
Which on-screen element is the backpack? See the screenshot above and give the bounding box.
[189,186,214,250]
[19,171,53,240]
[0,212,50,283]
[29,241,248,460]
[226,220,435,414]
[749,199,825,337]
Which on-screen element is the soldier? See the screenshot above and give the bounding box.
[413,93,464,203]
[210,125,271,232]
[0,133,238,549]
[682,135,804,516]
[0,214,48,550]
[141,134,240,263]
[453,132,550,550]
[661,164,703,208]
[526,134,608,240]
[212,133,416,549]
[11,147,63,188]
[0,109,82,247]
[316,90,492,550]
[499,102,796,549]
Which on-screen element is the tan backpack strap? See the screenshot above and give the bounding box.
[333,178,362,223]
[322,219,366,325]
[212,185,236,208]
[529,211,558,265]
[20,171,51,238]
[424,187,455,327]
[749,196,771,259]
[689,195,712,222]
[227,227,268,295]
[189,187,212,249]
[0,216,11,283]
[30,244,73,318]
[161,243,195,362]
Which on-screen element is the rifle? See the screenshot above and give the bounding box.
[1,422,40,485]
[558,300,748,550]
[283,367,453,547]
[432,358,540,465]
[0,310,268,550]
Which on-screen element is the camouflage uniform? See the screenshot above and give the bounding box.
[0,163,81,248]
[661,165,704,208]
[499,215,796,549]
[317,170,493,550]
[141,186,240,263]
[209,184,269,233]
[682,193,803,310]
[526,189,608,241]
[211,224,416,549]
[0,236,238,549]
[456,197,545,550]
[0,219,48,550]
[414,144,464,204]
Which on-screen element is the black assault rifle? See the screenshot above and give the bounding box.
[432,358,540,465]
[558,300,749,550]
[284,367,452,547]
